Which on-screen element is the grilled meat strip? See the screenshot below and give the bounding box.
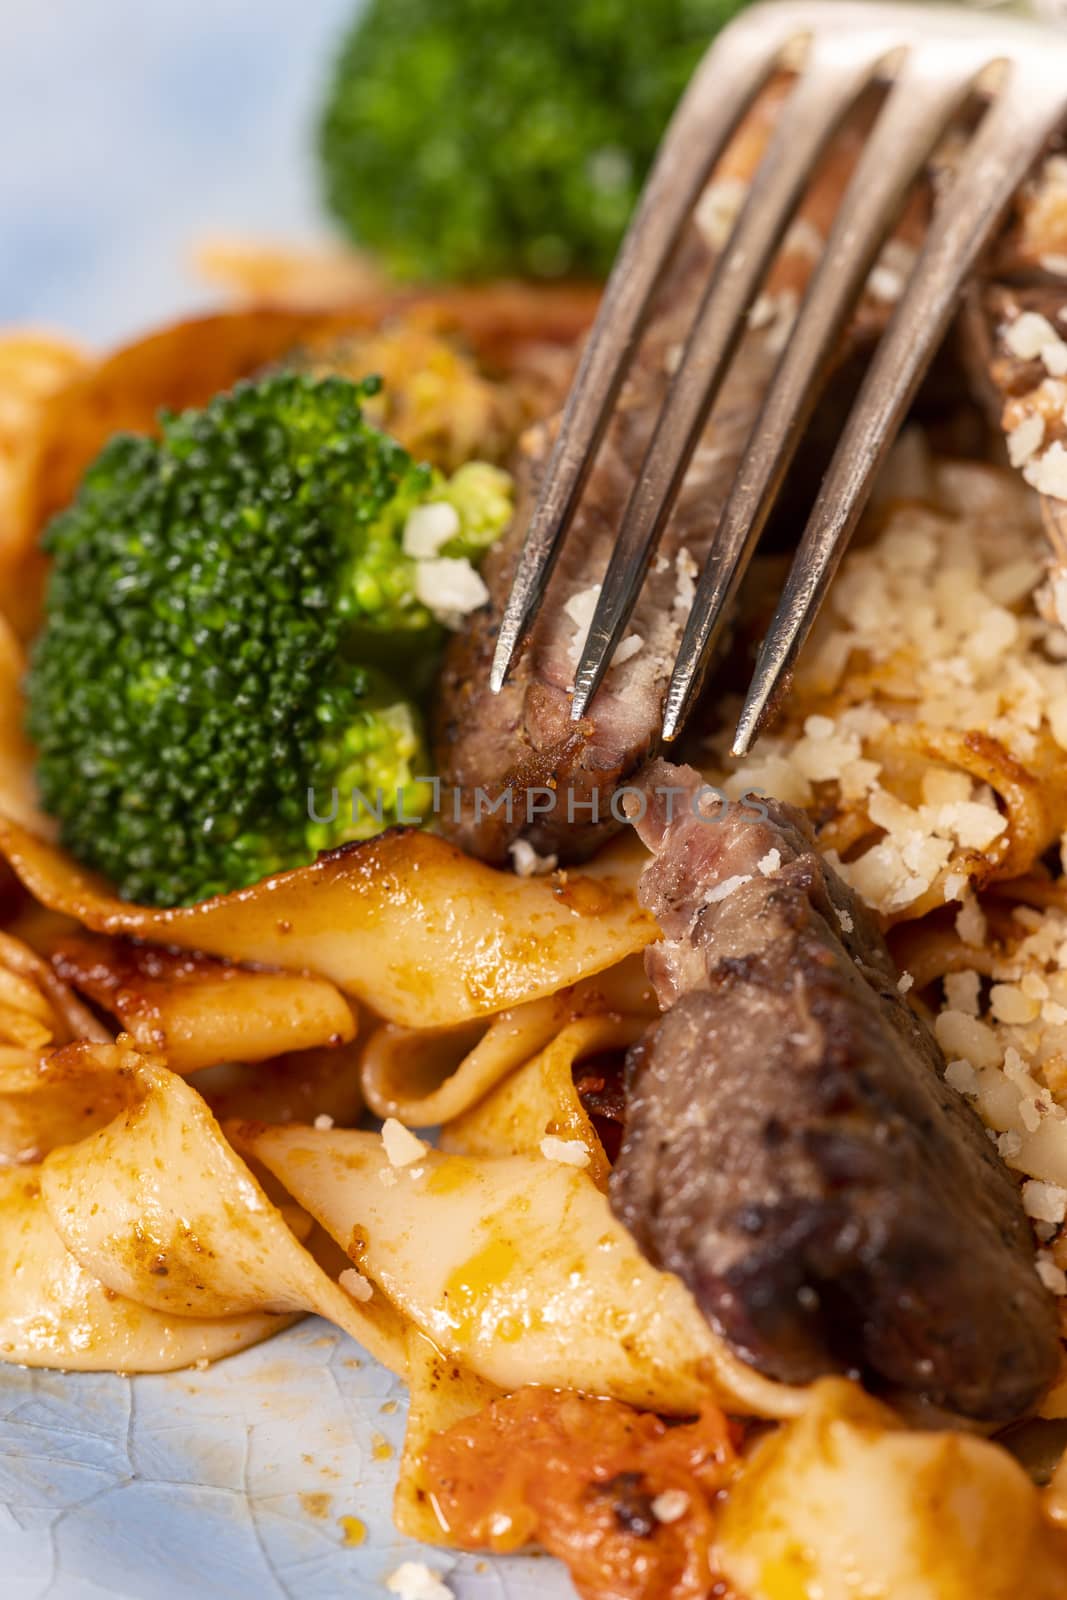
[435,86,924,866]
[609,760,1060,1422]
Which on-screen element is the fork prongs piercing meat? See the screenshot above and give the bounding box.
[488,1,1067,754]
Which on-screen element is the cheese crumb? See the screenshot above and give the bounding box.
[694,176,746,250]
[674,547,698,612]
[1008,413,1046,468]
[955,893,987,948]
[385,1563,454,1600]
[944,971,981,1016]
[564,610,645,673]
[313,1113,334,1130]
[868,239,916,304]
[838,908,854,933]
[413,557,489,628]
[1022,1179,1067,1224]
[339,1267,373,1303]
[1037,1253,1067,1296]
[651,1490,690,1524]
[1005,310,1060,360]
[402,501,461,559]
[381,1118,428,1168]
[757,849,781,876]
[612,633,644,666]
[565,584,600,631]
[944,1058,979,1095]
[705,874,753,904]
[540,1135,590,1169]
[897,971,914,994]
[508,839,558,877]
[1025,440,1067,501]
[990,983,1040,1025]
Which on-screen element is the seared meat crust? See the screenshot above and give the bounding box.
[609,761,1060,1422]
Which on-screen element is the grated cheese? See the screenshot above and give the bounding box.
[652,1490,691,1523]
[386,1563,454,1600]
[564,585,644,669]
[339,1267,373,1303]
[509,839,558,878]
[1022,1179,1067,1224]
[1008,413,1046,468]
[413,557,489,629]
[540,1135,590,1169]
[402,501,461,559]
[1037,1253,1067,1295]
[381,1118,428,1168]
[1025,439,1067,501]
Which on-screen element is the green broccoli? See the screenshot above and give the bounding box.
[318,0,748,283]
[26,372,511,907]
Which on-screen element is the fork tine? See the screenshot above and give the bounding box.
[569,38,896,723]
[488,14,795,695]
[732,66,1067,758]
[661,51,984,743]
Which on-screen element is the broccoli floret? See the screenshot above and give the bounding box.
[26,372,509,907]
[318,0,748,283]
[342,458,512,637]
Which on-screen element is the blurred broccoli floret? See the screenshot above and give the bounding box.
[318,0,748,283]
[26,372,511,907]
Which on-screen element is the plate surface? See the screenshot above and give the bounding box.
[0,1318,573,1600]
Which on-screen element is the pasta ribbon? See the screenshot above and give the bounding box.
[48,931,356,1073]
[715,1379,1067,1600]
[235,1123,809,1420]
[360,951,654,1127]
[0,931,114,1161]
[39,1044,407,1373]
[440,1013,645,1192]
[0,1163,295,1372]
[0,611,52,837]
[0,821,656,1027]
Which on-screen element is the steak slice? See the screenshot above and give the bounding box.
[434,85,924,866]
[608,759,1060,1422]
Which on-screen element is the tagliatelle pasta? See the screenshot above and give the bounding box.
[0,1162,296,1371]
[0,611,51,836]
[234,1122,810,1421]
[438,1012,646,1190]
[38,1044,409,1371]
[47,931,358,1073]
[359,951,655,1127]
[8,136,1067,1600]
[0,820,656,1027]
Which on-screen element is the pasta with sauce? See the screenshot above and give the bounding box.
[7,78,1067,1600]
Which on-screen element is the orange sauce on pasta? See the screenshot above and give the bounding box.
[421,1387,740,1600]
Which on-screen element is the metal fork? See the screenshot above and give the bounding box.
[488,0,1067,756]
